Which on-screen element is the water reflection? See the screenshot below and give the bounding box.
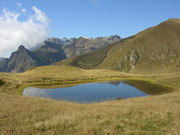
[23,87,49,98]
[23,80,170,103]
[106,81,121,86]
[24,81,149,103]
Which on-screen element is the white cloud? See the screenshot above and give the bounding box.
[32,6,49,25]
[22,8,26,13]
[0,6,50,57]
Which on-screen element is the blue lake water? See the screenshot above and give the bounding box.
[23,81,150,103]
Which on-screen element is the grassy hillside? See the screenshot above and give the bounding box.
[68,19,180,74]
[60,36,134,69]
[70,46,112,69]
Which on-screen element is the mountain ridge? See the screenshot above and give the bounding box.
[0,35,121,72]
[67,19,180,74]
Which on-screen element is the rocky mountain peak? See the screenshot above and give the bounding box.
[0,35,121,73]
[18,45,26,50]
[79,36,92,40]
[16,45,29,55]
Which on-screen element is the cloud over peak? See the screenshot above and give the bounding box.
[32,6,49,24]
[0,6,50,57]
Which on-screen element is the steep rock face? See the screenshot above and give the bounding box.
[0,44,67,73]
[0,58,8,72]
[34,40,67,65]
[0,35,121,73]
[5,45,42,73]
[33,35,121,59]
[63,35,121,57]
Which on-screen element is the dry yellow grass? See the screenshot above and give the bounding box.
[0,65,140,94]
[0,90,179,135]
[0,65,180,135]
[0,65,179,94]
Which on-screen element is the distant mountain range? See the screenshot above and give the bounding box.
[0,35,121,72]
[67,19,180,74]
[2,19,179,74]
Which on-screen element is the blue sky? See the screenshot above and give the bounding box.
[1,0,180,38]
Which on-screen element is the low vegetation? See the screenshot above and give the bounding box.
[0,89,179,135]
[0,65,179,94]
[0,64,180,134]
[0,79,3,84]
[69,46,112,69]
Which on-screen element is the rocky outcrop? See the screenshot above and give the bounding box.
[0,44,67,73]
[0,35,121,73]
[34,40,67,65]
[117,51,140,72]
[4,45,42,73]
[0,58,8,72]
[48,35,121,58]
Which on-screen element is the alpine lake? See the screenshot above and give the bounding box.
[22,79,173,103]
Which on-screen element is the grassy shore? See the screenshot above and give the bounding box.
[0,65,180,135]
[0,90,180,135]
[0,65,180,94]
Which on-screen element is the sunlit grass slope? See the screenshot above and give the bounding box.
[68,19,180,74]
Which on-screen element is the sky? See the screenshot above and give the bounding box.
[0,0,180,57]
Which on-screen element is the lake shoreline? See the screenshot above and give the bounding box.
[19,77,177,97]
